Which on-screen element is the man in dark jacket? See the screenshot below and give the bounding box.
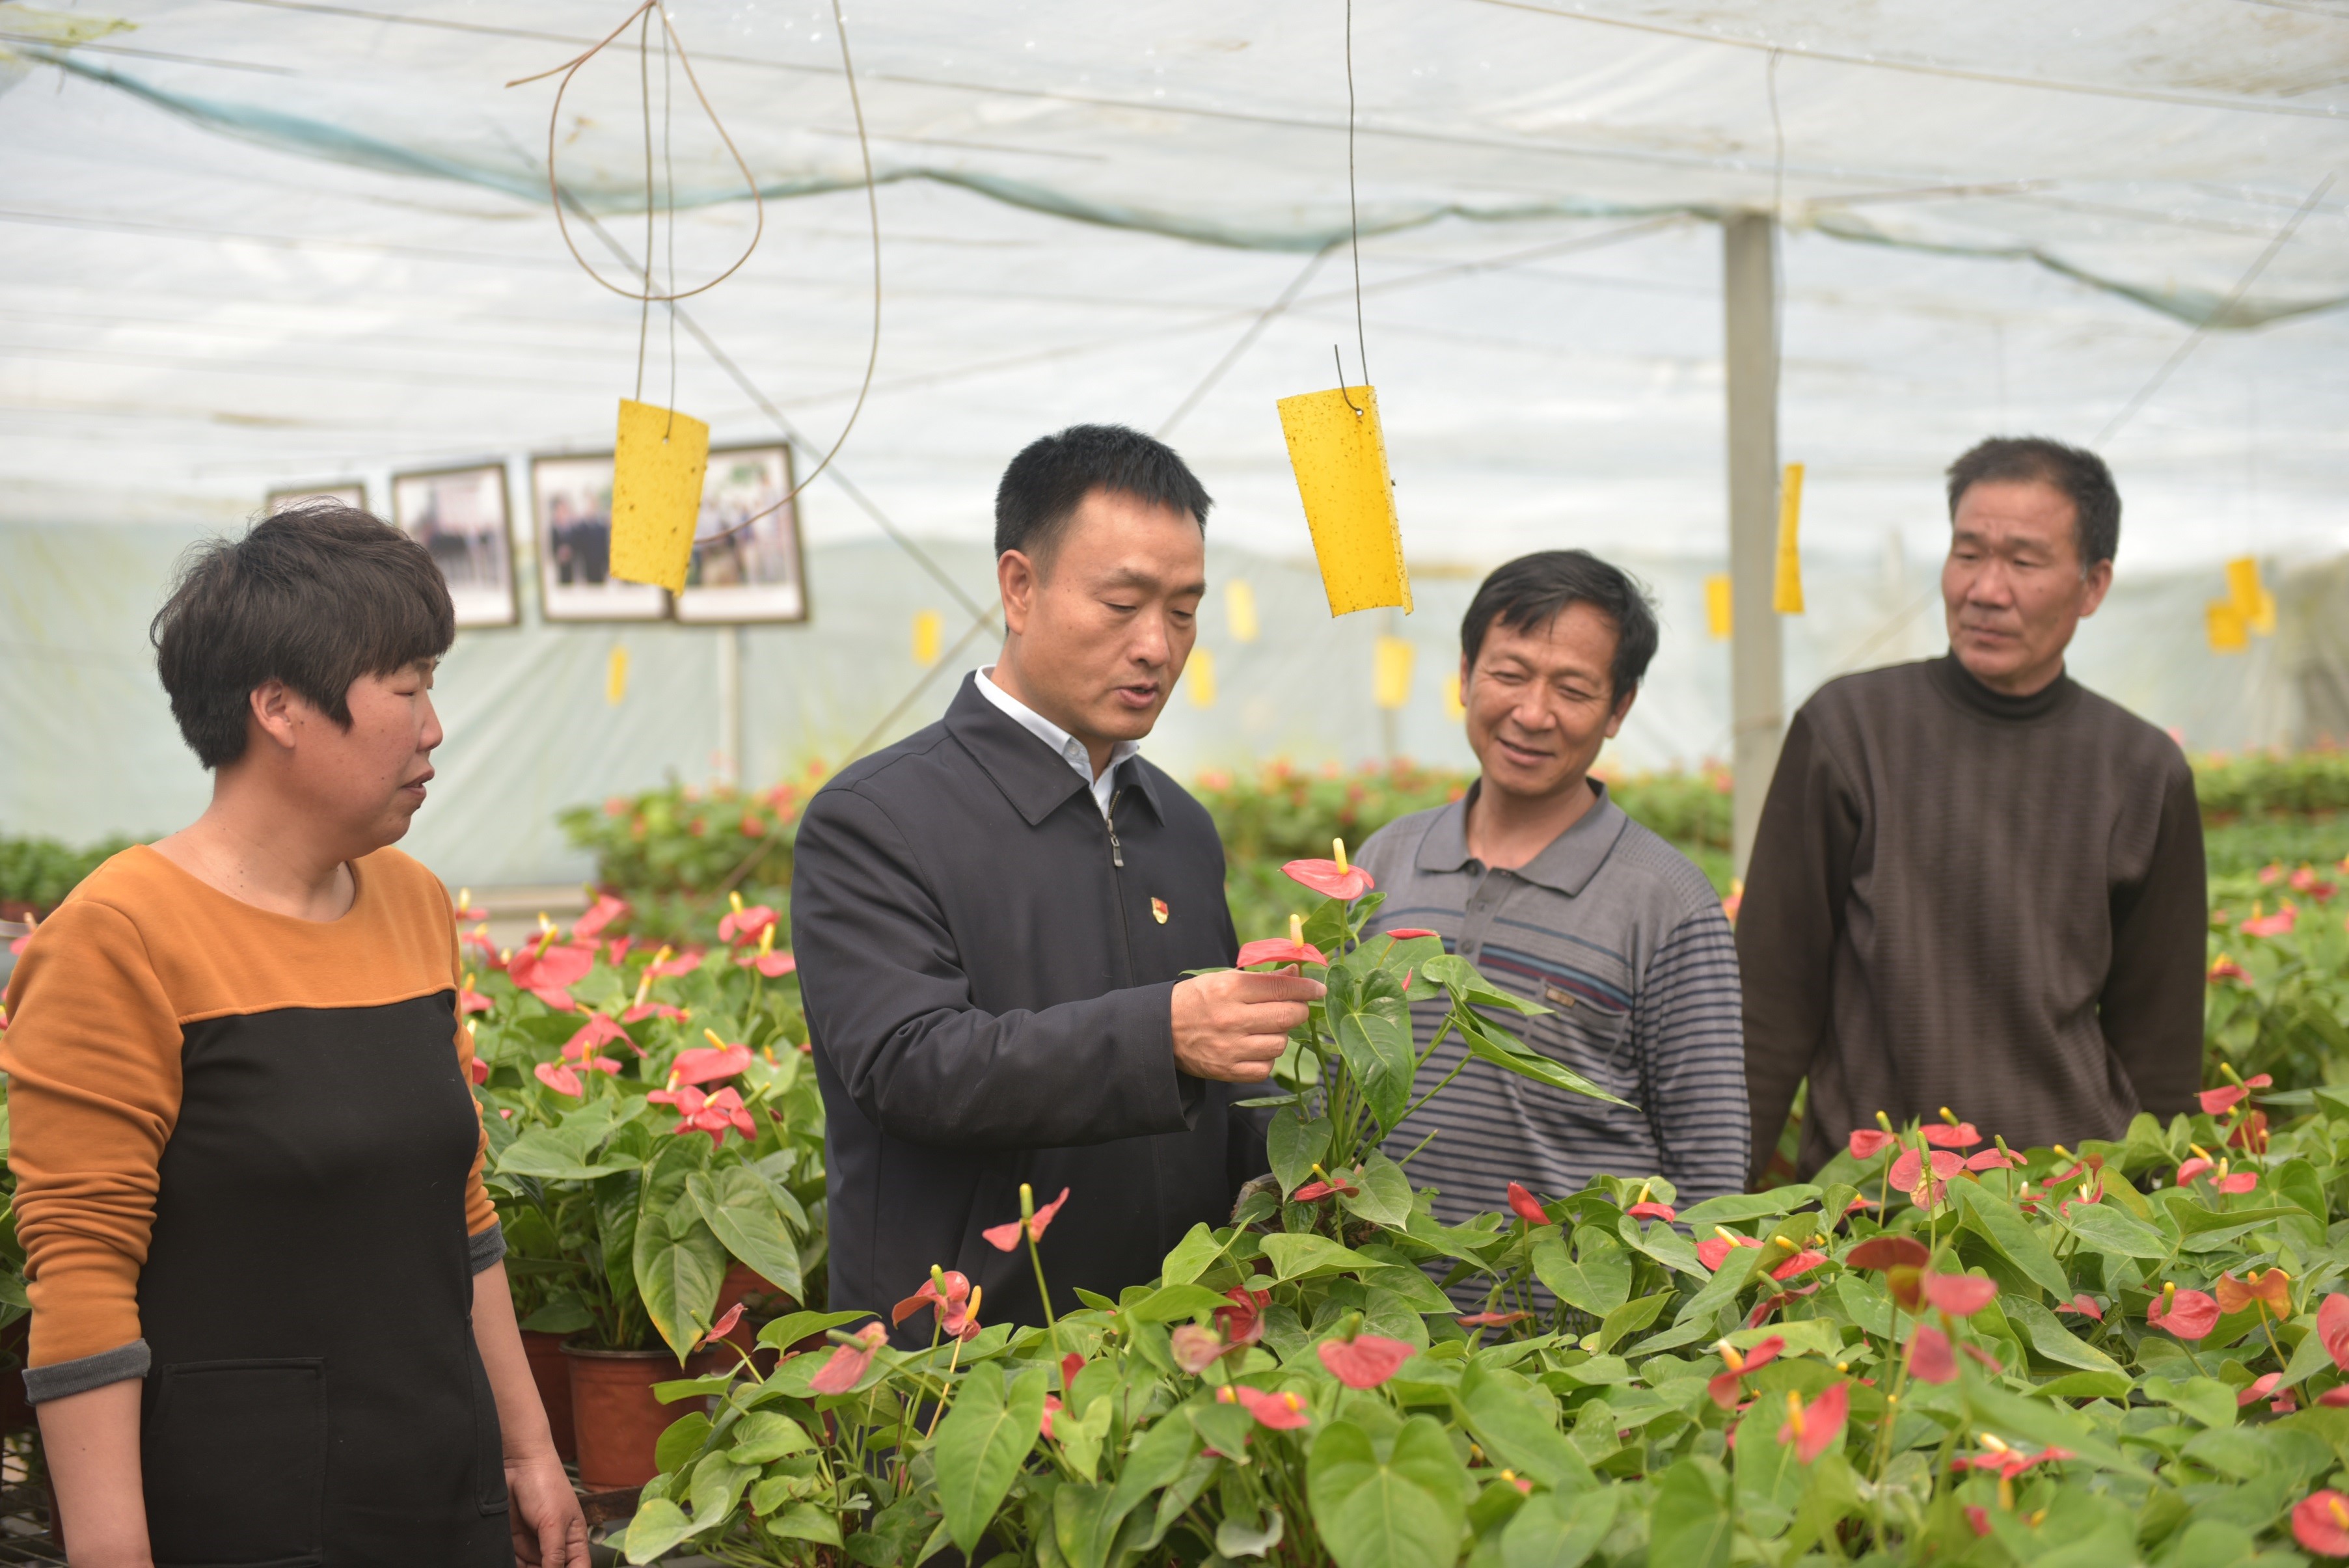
[791,426,1320,1336]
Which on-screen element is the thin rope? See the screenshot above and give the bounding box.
[686,0,882,545]
[508,0,765,303]
[1344,0,1369,396]
[662,8,678,424]
[2095,172,2333,446]
[1156,241,1337,439]
[631,7,653,399]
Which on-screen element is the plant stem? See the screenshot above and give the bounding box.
[1028,1229,1065,1367]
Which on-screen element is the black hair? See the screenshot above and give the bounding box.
[1946,436,2121,569]
[1460,549,1659,705]
[993,424,1213,565]
[152,502,456,769]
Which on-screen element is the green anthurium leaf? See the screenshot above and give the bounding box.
[1644,1459,1731,1568]
[1499,1486,1617,1568]
[1459,1364,1594,1493]
[634,1210,727,1361]
[655,1411,713,1474]
[1673,1188,1822,1231]
[1053,1479,1127,1568]
[727,1411,815,1464]
[1159,1223,1226,1287]
[1595,1291,1670,1353]
[2060,1202,2173,1261]
[2141,1375,2240,1431]
[1308,1416,1471,1568]
[622,1498,699,1563]
[1419,954,1544,1016]
[687,1453,758,1532]
[1269,1109,1333,1196]
[519,1299,593,1334]
[1530,1228,1631,1318]
[1948,1180,2074,1301]
[688,1165,806,1304]
[1616,1214,1707,1278]
[1215,1507,1285,1560]
[1338,1149,1415,1230]
[1334,980,1416,1135]
[1106,1413,1201,1524]
[1456,1014,1628,1107]
[2001,1296,2126,1376]
[766,1502,843,1547]
[1261,1233,1383,1280]
[757,1309,873,1351]
[933,1364,1047,1557]
[1125,1283,1234,1323]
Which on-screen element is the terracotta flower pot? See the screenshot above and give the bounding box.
[519,1330,577,1464]
[564,1342,724,1490]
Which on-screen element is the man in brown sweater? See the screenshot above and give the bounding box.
[1739,437,2206,1180]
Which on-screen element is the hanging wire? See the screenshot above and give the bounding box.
[508,0,765,303]
[1343,0,1370,401]
[631,7,654,399]
[661,8,678,422]
[1335,345,1364,414]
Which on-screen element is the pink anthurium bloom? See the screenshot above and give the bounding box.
[1776,1383,1848,1463]
[534,1060,584,1098]
[2199,1075,2272,1115]
[646,947,705,978]
[1217,1383,1311,1430]
[1283,856,1375,902]
[2238,1373,2284,1407]
[697,1301,746,1349]
[1888,1147,1965,1195]
[2148,1284,2221,1341]
[622,1001,689,1025]
[1921,1122,1983,1150]
[891,1269,980,1340]
[983,1187,1071,1252]
[669,1038,754,1088]
[467,1057,490,1087]
[654,1086,755,1146]
[2216,1170,2259,1195]
[737,948,798,977]
[1456,1310,1531,1328]
[718,900,780,947]
[1506,1183,1552,1227]
[1382,928,1440,940]
[2242,908,2297,938]
[2295,1491,2349,1559]
[565,1012,638,1060]
[572,893,631,939]
[1215,1288,1272,1347]
[1292,1168,1361,1202]
[1039,1392,1062,1439]
[1848,1129,1895,1159]
[1317,1333,1413,1389]
[1697,1234,1765,1271]
[1908,1323,1956,1385]
[1965,1148,2027,1171]
[458,975,494,1017]
[506,941,594,1010]
[1845,1236,1930,1271]
[1171,1324,1229,1375]
[1236,937,1327,969]
[2318,1293,2349,1371]
[2177,1156,2215,1185]
[1922,1274,1998,1317]
[2056,1294,2104,1321]
[1626,1201,1677,1222]
[809,1323,887,1394]
[1707,1334,1784,1409]
[1769,1249,1826,1282]
[2208,956,2249,985]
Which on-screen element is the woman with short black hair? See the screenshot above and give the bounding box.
[2,503,585,1565]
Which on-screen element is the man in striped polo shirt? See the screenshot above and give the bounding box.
[1355,550,1749,1223]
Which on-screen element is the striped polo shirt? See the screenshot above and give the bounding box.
[1353,780,1750,1223]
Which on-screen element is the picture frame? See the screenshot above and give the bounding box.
[390,463,519,629]
[673,444,810,624]
[265,483,365,515]
[530,453,667,623]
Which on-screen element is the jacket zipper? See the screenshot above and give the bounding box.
[1106,789,1125,867]
[1106,787,1136,984]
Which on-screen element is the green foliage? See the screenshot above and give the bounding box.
[555,770,830,942]
[0,832,138,913]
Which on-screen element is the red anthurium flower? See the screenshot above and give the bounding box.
[1382,928,1440,940]
[2319,1293,2349,1370]
[451,890,487,923]
[1964,1505,1992,1538]
[506,941,594,1010]
[2208,956,2249,985]
[1215,1288,1273,1347]
[572,893,631,939]
[1040,1393,1061,1439]
[2238,1373,2284,1407]
[459,977,494,1017]
[719,901,780,947]
[1506,1183,1552,1227]
[1961,1343,2004,1375]
[534,1061,584,1098]
[2177,1156,2215,1185]
[1964,1148,2027,1171]
[2056,1294,2104,1322]
[2149,1285,2221,1341]
[1318,1334,1413,1389]
[2214,1267,2292,1320]
[1697,1234,1765,1271]
[737,948,798,977]
[1776,1383,1848,1464]
[1707,1335,1784,1409]
[1292,1169,1362,1202]
[1456,1310,1531,1328]
[1060,1352,1083,1390]
[1235,937,1327,969]
[1770,1249,1826,1282]
[2227,1111,2270,1154]
[2295,1491,2349,1558]
[1848,1129,1895,1159]
[1171,1324,1230,1376]
[1746,1283,1821,1329]
[1922,1274,1998,1318]
[2243,908,2297,938]
[1627,1201,1677,1222]
[1886,1265,1926,1311]
[1217,1383,1311,1430]
[696,1301,746,1350]
[983,1187,1072,1252]
[2319,1387,2349,1409]
[2199,1075,2272,1115]
[565,1012,638,1060]
[2216,1170,2259,1195]
[1888,1147,1964,1195]
[646,947,705,977]
[668,1039,753,1088]
[622,1001,690,1024]
[658,1086,756,1146]
[1845,1236,1930,1271]
[467,1056,490,1087]
[1921,1123,1982,1150]
[1953,1443,2072,1480]
[1283,858,1374,902]
[809,1323,887,1394]
[891,1269,980,1340]
[1908,1323,1956,1385]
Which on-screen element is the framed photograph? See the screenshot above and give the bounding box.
[674,445,809,624]
[530,453,667,622]
[391,463,519,629]
[265,483,365,514]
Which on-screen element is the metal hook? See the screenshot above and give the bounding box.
[1334,345,1364,418]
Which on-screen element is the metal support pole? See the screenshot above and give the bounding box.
[716,626,744,789]
[1723,213,1783,879]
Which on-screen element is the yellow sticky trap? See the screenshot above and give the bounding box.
[1186,647,1217,709]
[2227,558,2275,636]
[1226,580,1260,643]
[1772,462,1805,615]
[1443,672,1466,722]
[912,609,942,665]
[608,399,711,593]
[2206,599,2248,653]
[1277,385,1412,617]
[1374,636,1415,710]
[1705,574,1733,640]
[605,644,629,705]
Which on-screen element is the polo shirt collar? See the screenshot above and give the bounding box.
[942,674,1162,828]
[1414,777,1628,898]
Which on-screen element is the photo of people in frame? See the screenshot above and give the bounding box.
[265,483,366,515]
[530,453,666,622]
[674,444,809,624]
[390,463,518,629]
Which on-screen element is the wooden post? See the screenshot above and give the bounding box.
[1724,213,1783,879]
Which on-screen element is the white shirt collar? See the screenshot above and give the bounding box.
[977,666,1139,819]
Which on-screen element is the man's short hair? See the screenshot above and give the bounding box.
[994,424,1213,566]
[1460,549,1659,705]
[1946,436,2121,569]
[152,502,455,769]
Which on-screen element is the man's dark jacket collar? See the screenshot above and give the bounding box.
[941,672,1163,828]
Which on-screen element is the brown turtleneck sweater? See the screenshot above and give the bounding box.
[1739,654,2206,1180]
